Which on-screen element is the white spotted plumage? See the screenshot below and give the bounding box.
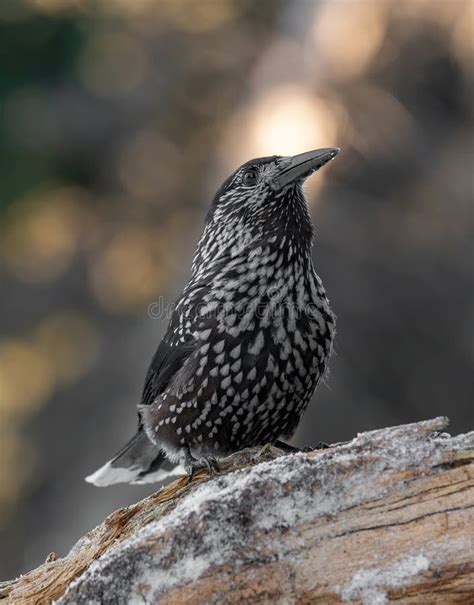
[139,156,336,460]
[87,149,339,486]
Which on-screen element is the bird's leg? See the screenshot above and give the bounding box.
[275,439,330,453]
[179,445,219,480]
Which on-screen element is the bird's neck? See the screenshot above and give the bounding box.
[191,192,315,284]
[190,230,315,294]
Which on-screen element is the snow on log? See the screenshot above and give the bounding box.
[1,417,473,604]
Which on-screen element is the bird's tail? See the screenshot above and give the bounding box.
[85,429,181,487]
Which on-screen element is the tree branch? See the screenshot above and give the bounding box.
[2,417,473,604]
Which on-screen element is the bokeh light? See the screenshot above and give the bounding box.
[223,86,338,159]
[89,224,176,313]
[451,1,474,71]
[251,87,338,158]
[1,187,86,282]
[78,31,150,97]
[27,0,81,12]
[220,85,340,198]
[310,0,388,81]
[117,131,183,202]
[0,311,98,526]
[0,340,55,425]
[155,0,238,33]
[35,312,99,385]
[0,432,34,524]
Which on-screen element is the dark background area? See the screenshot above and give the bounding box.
[0,0,472,580]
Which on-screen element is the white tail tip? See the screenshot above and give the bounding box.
[85,459,186,487]
[85,459,141,487]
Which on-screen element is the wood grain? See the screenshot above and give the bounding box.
[1,417,473,605]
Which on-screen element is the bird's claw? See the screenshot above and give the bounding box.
[185,455,219,481]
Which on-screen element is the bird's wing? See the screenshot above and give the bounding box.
[140,305,196,407]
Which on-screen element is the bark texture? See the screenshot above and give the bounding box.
[1,417,473,604]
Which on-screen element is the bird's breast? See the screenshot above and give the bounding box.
[190,260,334,360]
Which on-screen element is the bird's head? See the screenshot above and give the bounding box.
[193,148,340,276]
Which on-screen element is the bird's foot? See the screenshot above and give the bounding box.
[186,456,219,481]
[180,447,219,481]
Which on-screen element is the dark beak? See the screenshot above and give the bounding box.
[271,147,340,190]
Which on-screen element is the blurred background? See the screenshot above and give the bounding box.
[0,0,472,580]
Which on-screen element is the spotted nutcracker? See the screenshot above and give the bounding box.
[87,147,340,486]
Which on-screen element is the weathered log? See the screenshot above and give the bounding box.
[1,417,473,604]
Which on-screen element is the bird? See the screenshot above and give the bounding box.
[86,147,340,486]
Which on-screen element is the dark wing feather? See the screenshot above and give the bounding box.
[141,310,195,407]
[140,280,218,409]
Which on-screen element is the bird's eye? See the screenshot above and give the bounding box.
[242,168,259,186]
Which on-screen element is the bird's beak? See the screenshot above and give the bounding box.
[270,148,340,191]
